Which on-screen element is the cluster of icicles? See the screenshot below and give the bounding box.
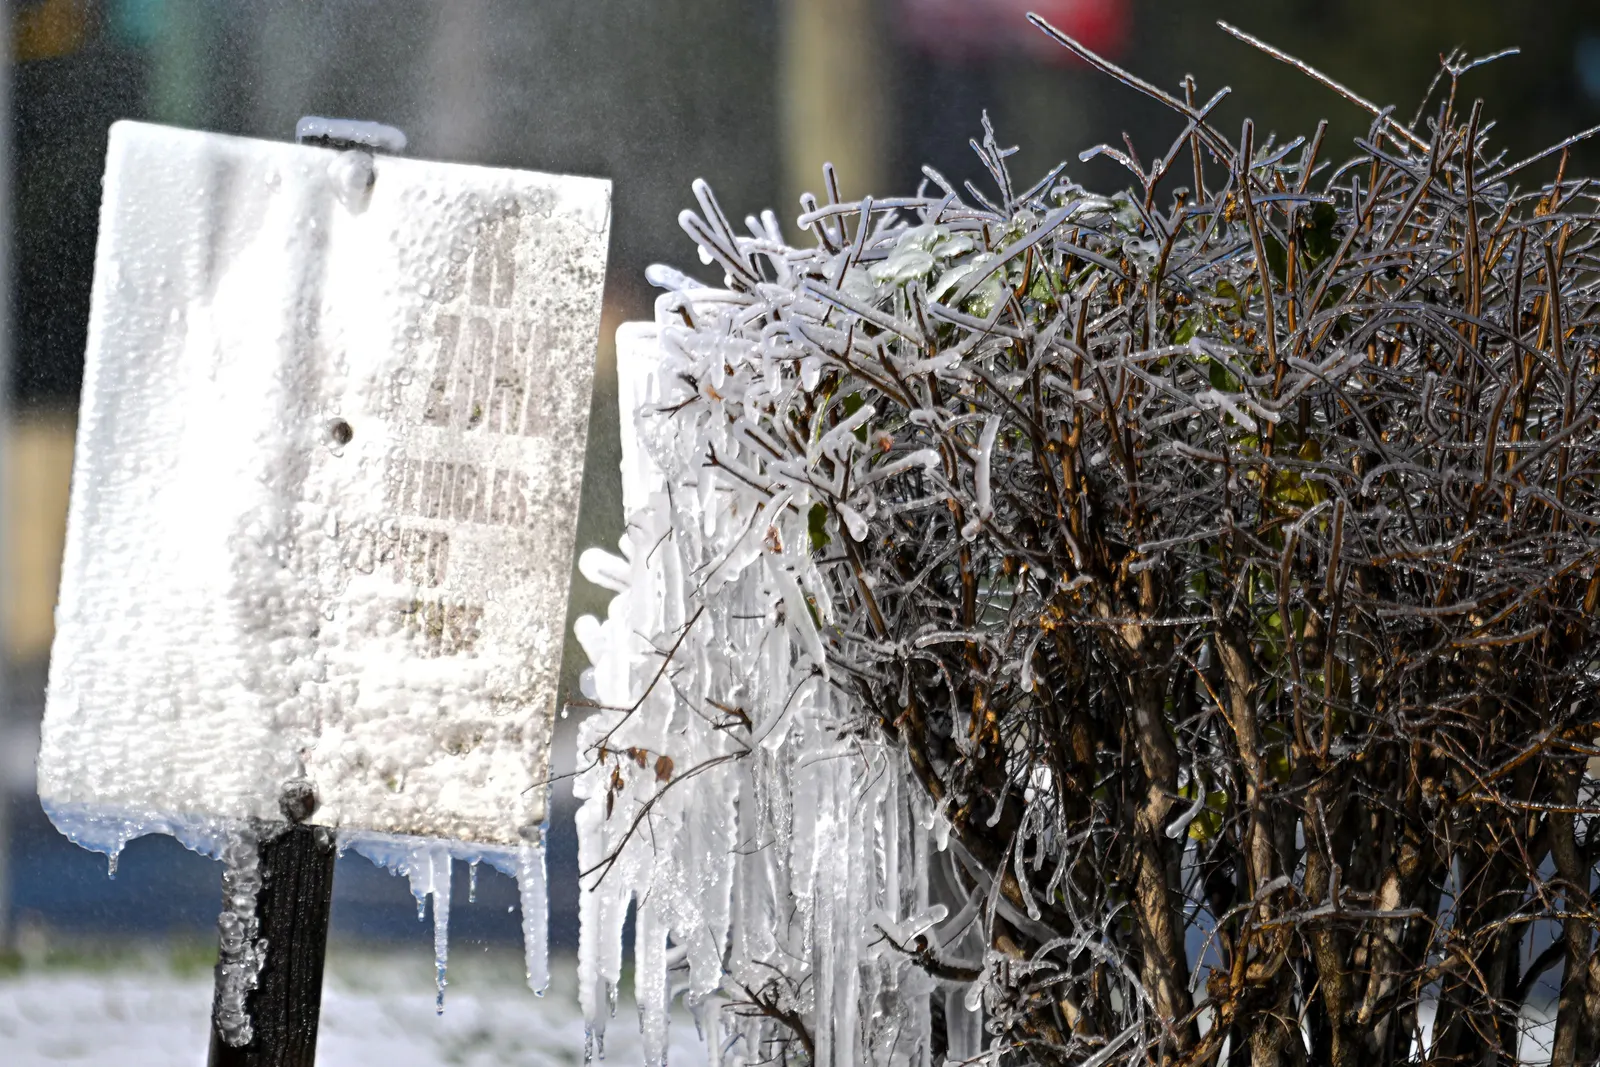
[43,803,550,1032]
[570,184,984,1067]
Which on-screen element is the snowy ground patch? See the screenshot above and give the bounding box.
[0,950,709,1066]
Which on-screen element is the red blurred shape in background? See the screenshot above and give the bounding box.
[898,0,1128,63]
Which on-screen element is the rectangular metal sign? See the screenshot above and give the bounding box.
[38,121,611,848]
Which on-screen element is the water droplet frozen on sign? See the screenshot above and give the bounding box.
[328,150,375,212]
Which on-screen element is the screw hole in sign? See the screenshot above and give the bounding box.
[327,418,354,446]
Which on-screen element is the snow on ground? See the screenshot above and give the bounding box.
[0,951,709,1066]
[0,948,1567,1067]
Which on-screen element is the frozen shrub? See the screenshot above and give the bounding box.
[577,19,1600,1066]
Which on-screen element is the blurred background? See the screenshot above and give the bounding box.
[0,0,1597,1059]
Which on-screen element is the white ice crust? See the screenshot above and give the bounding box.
[40,121,610,849]
[40,120,609,1008]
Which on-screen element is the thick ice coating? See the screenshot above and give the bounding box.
[38,121,610,998]
[572,308,965,1067]
[41,120,609,845]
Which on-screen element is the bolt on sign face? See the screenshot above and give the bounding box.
[38,122,612,849]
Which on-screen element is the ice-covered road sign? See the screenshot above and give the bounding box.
[38,122,611,849]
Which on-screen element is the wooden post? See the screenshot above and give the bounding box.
[207,817,337,1067]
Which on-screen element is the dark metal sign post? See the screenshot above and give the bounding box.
[208,822,337,1067]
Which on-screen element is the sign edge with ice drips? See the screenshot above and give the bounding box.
[36,123,608,952]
